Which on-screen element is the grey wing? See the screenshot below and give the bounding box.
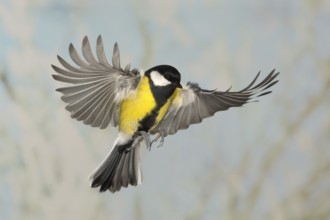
[151,70,279,136]
[52,35,141,129]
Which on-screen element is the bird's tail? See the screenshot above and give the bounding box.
[89,136,143,192]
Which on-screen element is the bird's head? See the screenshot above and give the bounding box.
[145,65,182,89]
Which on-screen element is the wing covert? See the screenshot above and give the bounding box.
[151,70,279,136]
[52,35,141,129]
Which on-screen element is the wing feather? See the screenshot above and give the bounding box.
[112,43,121,69]
[69,82,112,119]
[69,43,89,68]
[96,35,111,66]
[57,55,90,73]
[151,70,279,136]
[82,36,99,65]
[52,35,140,129]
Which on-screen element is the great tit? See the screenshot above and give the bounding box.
[52,35,279,193]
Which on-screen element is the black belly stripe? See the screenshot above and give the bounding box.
[138,81,175,131]
[138,109,158,131]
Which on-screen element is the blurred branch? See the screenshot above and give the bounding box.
[291,173,327,218]
[225,66,330,219]
[277,157,330,219]
[0,69,15,100]
[239,2,330,216]
[243,74,330,217]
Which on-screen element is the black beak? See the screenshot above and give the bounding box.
[175,83,183,88]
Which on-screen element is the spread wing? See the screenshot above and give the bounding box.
[150,70,279,136]
[52,35,141,129]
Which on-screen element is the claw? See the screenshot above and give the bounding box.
[137,131,152,151]
[157,135,164,148]
[150,133,160,145]
[151,130,166,148]
[137,130,167,151]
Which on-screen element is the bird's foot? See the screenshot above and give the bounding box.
[138,131,152,151]
[137,130,166,151]
[150,130,166,148]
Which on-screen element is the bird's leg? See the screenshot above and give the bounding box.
[137,130,166,150]
[150,130,166,148]
[137,131,152,151]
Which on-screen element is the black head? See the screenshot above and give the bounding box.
[145,65,182,88]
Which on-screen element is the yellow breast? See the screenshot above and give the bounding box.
[119,76,156,134]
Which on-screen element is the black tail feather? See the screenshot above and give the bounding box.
[90,137,142,193]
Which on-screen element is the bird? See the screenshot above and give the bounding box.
[51,35,279,193]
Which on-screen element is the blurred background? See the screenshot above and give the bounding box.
[1,0,330,219]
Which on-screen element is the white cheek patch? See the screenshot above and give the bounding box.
[150,71,171,86]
